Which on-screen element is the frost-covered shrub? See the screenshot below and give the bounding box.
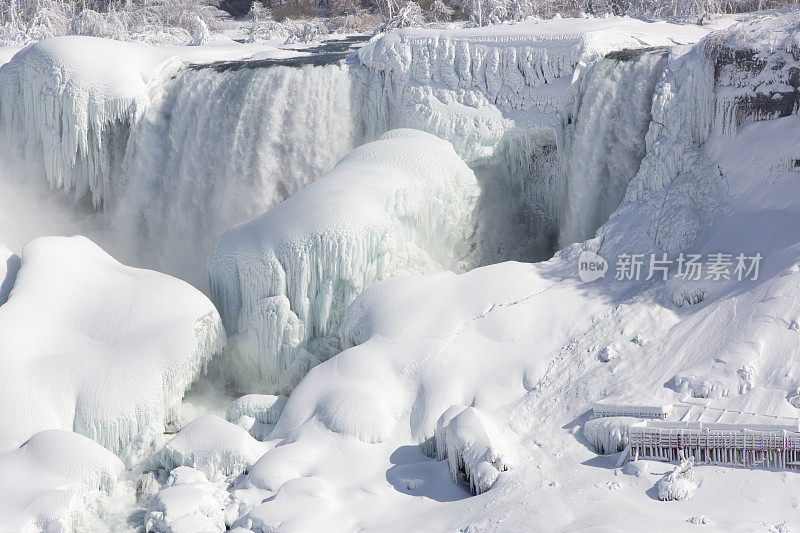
[657,455,698,501]
[427,0,454,21]
[283,19,329,43]
[189,13,211,45]
[68,9,127,39]
[380,1,425,29]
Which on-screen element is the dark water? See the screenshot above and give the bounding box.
[194,35,371,72]
[605,46,669,62]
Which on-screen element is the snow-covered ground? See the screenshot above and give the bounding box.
[3,9,800,532]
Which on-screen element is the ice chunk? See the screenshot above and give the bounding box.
[0,429,125,531]
[209,129,480,394]
[0,236,225,452]
[160,415,266,480]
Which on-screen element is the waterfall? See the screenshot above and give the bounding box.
[557,47,670,249]
[115,61,364,288]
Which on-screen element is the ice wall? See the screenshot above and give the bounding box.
[208,130,480,394]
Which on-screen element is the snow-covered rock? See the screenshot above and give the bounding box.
[434,406,513,494]
[0,236,225,452]
[0,429,125,531]
[160,415,266,480]
[208,129,480,394]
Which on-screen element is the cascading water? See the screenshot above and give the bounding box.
[116,61,364,288]
[557,47,670,249]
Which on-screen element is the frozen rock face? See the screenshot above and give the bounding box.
[0,244,20,305]
[208,129,480,394]
[0,429,125,531]
[0,236,225,452]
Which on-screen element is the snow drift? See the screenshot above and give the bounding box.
[0,236,225,453]
[208,129,480,395]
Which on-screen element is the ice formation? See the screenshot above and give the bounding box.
[0,429,125,531]
[0,236,225,452]
[0,19,708,289]
[160,415,267,480]
[208,129,480,394]
[146,466,232,533]
[433,406,512,494]
[582,416,640,455]
[356,20,708,261]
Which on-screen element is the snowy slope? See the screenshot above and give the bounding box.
[0,236,225,453]
[209,129,480,394]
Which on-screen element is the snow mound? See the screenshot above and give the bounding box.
[0,429,125,531]
[160,415,266,480]
[208,129,480,395]
[583,416,641,455]
[225,394,287,425]
[146,469,230,533]
[0,236,225,452]
[434,406,512,495]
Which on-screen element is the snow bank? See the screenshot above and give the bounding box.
[208,129,480,394]
[146,466,231,533]
[160,415,266,480]
[0,236,225,452]
[0,429,125,531]
[434,406,513,495]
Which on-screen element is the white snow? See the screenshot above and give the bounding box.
[160,415,267,480]
[208,129,480,394]
[0,236,225,452]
